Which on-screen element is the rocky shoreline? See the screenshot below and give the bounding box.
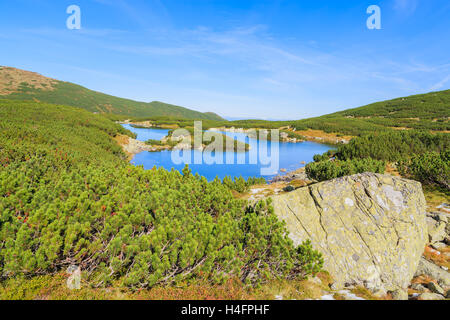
[120,121,349,145]
[115,135,170,160]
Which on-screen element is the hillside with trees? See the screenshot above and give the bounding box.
[290,90,449,135]
[114,90,450,137]
[0,66,224,120]
[0,99,322,290]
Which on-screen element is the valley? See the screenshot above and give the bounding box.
[0,67,448,301]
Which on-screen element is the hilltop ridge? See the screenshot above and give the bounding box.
[0,66,224,120]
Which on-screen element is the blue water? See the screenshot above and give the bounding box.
[123,124,333,181]
[122,124,169,141]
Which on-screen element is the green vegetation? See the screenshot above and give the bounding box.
[399,151,449,189]
[308,130,449,187]
[222,176,267,193]
[167,128,251,151]
[0,70,448,296]
[0,100,322,290]
[2,67,449,134]
[290,90,450,135]
[118,90,449,136]
[335,90,449,120]
[145,139,170,147]
[336,131,449,162]
[0,67,223,120]
[0,271,336,300]
[306,158,386,182]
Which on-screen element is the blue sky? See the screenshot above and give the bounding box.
[0,0,449,119]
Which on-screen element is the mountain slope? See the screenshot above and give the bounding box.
[0,99,320,290]
[0,66,224,120]
[289,89,450,136]
[332,90,450,119]
[144,89,449,138]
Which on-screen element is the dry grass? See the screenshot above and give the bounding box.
[422,185,450,212]
[385,163,401,177]
[290,129,353,144]
[159,124,180,129]
[113,135,134,161]
[350,286,392,300]
[0,66,57,95]
[0,274,335,301]
[411,274,436,285]
[1,270,379,301]
[253,274,331,300]
[423,246,450,269]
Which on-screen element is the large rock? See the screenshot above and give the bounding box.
[271,173,427,294]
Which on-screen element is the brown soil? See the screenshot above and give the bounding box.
[290,129,353,144]
[385,163,401,177]
[0,66,57,95]
[423,246,450,269]
[114,135,134,161]
[114,134,171,161]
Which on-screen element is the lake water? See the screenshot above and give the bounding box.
[122,124,333,181]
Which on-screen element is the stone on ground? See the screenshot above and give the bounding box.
[417,292,445,300]
[426,282,445,295]
[271,173,428,295]
[415,258,450,288]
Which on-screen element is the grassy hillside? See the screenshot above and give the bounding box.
[290,90,450,135]
[0,66,224,120]
[117,90,449,136]
[334,90,450,119]
[0,99,321,290]
[277,88,450,134]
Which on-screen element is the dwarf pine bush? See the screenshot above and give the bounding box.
[0,100,323,288]
[399,150,450,190]
[308,130,449,184]
[305,158,386,182]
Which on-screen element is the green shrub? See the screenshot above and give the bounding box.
[399,151,449,189]
[305,158,386,182]
[222,176,266,193]
[0,100,322,289]
[145,139,164,146]
[336,131,449,162]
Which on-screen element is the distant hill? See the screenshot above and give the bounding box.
[0,66,224,120]
[289,90,450,136]
[332,90,450,120]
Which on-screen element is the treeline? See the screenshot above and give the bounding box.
[222,176,267,193]
[336,131,449,162]
[306,130,449,187]
[335,90,450,120]
[111,90,450,137]
[166,128,251,152]
[0,100,323,288]
[399,151,449,189]
[306,158,385,182]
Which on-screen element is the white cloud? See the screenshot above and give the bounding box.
[429,75,450,91]
[393,0,419,15]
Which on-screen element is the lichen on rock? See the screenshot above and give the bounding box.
[271,173,428,295]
